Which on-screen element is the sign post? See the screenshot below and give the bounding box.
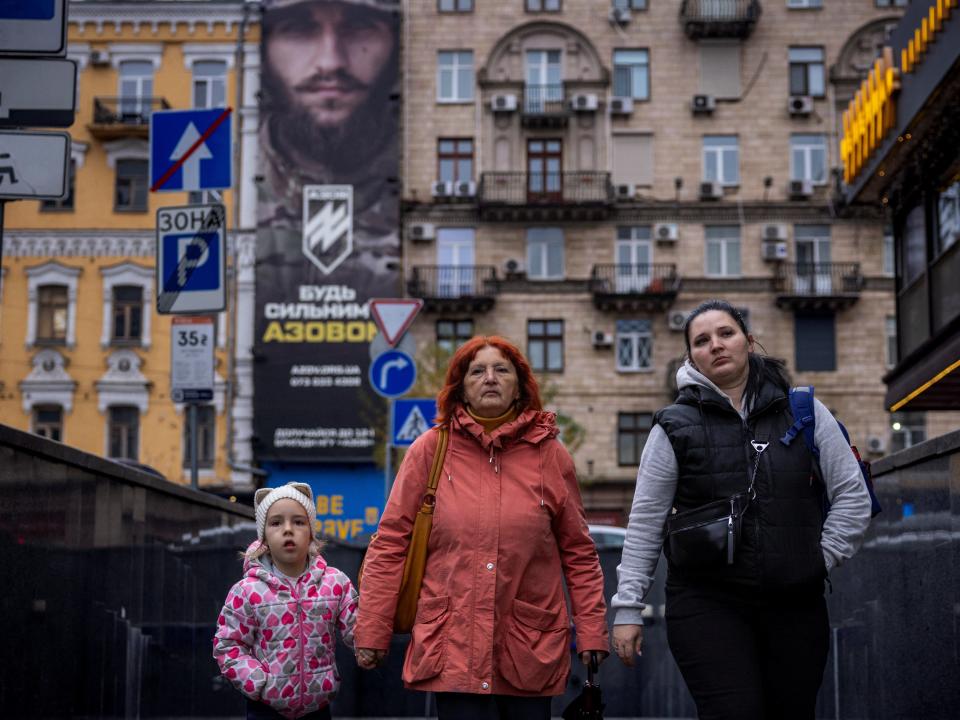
[171,316,215,489]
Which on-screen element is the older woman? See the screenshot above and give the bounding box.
[611,299,872,720]
[355,336,608,720]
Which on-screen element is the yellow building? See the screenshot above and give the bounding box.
[0,0,260,492]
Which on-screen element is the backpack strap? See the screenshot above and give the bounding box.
[781,386,819,461]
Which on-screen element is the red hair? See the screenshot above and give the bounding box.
[435,336,542,424]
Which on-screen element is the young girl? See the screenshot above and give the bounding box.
[214,483,357,720]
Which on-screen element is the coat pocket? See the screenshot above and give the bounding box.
[499,598,570,693]
[259,673,298,716]
[403,595,450,683]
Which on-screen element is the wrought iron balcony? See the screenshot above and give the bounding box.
[89,97,170,139]
[407,265,499,313]
[522,84,569,127]
[774,262,863,311]
[680,0,761,39]
[589,264,681,312]
[479,172,613,221]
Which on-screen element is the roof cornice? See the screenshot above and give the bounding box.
[69,1,258,36]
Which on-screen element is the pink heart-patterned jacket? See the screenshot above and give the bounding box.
[213,542,357,719]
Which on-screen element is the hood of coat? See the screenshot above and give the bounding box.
[452,405,559,450]
[241,539,328,588]
[675,359,735,406]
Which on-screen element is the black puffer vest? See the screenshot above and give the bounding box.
[655,381,826,590]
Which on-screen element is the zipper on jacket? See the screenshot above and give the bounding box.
[726,511,735,565]
[292,576,306,713]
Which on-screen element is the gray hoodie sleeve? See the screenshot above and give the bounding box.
[611,424,678,626]
[813,397,873,572]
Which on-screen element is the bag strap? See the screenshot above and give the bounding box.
[781,385,819,461]
[420,426,448,511]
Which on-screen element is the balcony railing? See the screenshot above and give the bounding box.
[680,0,761,39]
[89,97,170,137]
[774,262,863,310]
[590,264,681,312]
[480,172,612,205]
[521,84,570,127]
[407,265,499,313]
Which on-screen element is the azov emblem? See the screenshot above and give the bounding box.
[302,185,353,274]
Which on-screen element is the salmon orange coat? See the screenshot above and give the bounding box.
[355,406,609,696]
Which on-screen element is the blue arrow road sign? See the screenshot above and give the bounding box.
[150,108,231,193]
[369,350,416,399]
[392,398,437,447]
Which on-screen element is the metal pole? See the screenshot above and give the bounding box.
[0,201,6,281]
[190,403,200,489]
[384,400,392,501]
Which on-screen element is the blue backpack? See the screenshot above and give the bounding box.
[780,386,883,518]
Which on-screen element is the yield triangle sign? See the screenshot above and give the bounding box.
[370,298,423,347]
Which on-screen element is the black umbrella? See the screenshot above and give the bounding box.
[562,652,605,720]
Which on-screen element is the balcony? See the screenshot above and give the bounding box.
[88,97,170,139]
[589,264,681,312]
[680,0,761,40]
[407,266,499,313]
[522,84,569,128]
[774,262,863,311]
[479,172,612,221]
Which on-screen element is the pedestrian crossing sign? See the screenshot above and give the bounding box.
[391,398,437,447]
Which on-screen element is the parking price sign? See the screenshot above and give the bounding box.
[170,316,214,403]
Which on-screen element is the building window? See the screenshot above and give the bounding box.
[794,312,836,371]
[614,0,648,9]
[108,406,140,460]
[936,180,960,256]
[112,285,143,344]
[875,0,909,7]
[525,50,563,112]
[615,226,652,292]
[790,134,827,184]
[527,0,561,11]
[436,319,474,352]
[33,405,64,442]
[528,320,564,372]
[40,159,75,212]
[436,228,475,296]
[526,227,565,280]
[883,226,895,276]
[902,203,926,286]
[890,411,924,452]
[437,50,474,102]
[795,225,832,294]
[439,0,473,10]
[616,320,653,372]
[183,405,215,469]
[618,412,652,466]
[787,0,823,10]
[788,47,825,97]
[193,60,226,108]
[115,158,148,211]
[703,135,739,186]
[118,60,154,119]
[37,285,68,344]
[438,138,474,183]
[885,315,897,369]
[613,49,650,100]
[705,226,741,277]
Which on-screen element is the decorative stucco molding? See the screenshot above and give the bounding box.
[103,138,150,169]
[96,350,151,414]
[70,2,252,37]
[182,43,237,70]
[19,349,77,414]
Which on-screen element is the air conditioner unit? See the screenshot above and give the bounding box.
[699,181,723,200]
[409,222,436,242]
[691,94,716,114]
[431,180,454,198]
[654,223,679,243]
[762,223,788,241]
[609,96,634,115]
[503,258,524,276]
[667,310,688,332]
[90,50,111,66]
[592,330,613,347]
[788,95,814,117]
[490,93,518,112]
[609,6,632,24]
[788,179,813,199]
[455,180,477,197]
[866,435,887,454]
[615,183,636,199]
[761,240,788,261]
[570,93,599,112]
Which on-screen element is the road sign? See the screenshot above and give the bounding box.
[369,349,416,398]
[0,58,76,128]
[392,398,437,447]
[171,316,215,403]
[0,130,69,199]
[156,203,226,314]
[150,108,232,193]
[0,0,67,56]
[370,298,423,346]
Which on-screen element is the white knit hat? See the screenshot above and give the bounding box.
[254,482,315,540]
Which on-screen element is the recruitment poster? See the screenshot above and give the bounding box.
[254,0,400,461]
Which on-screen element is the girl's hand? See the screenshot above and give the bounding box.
[355,647,387,669]
[612,624,643,666]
